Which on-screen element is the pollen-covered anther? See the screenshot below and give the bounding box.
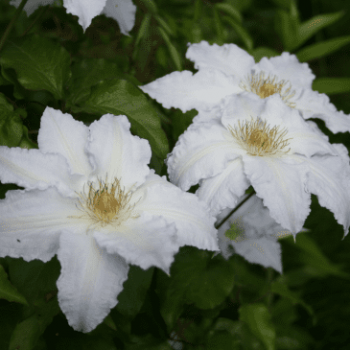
[70,176,140,228]
[240,72,296,108]
[228,116,292,157]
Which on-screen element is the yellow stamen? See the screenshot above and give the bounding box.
[240,72,296,108]
[228,116,292,157]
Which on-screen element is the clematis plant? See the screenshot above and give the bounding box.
[0,107,219,333]
[166,93,350,237]
[140,40,350,134]
[214,192,310,273]
[10,0,136,34]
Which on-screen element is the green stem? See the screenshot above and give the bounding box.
[0,0,30,53]
[215,191,255,230]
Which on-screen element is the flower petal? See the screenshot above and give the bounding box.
[166,121,241,190]
[299,151,350,236]
[134,181,219,251]
[10,0,55,16]
[86,114,151,192]
[0,146,83,196]
[259,95,338,158]
[186,41,255,78]
[63,0,108,31]
[38,107,91,176]
[294,88,350,134]
[254,52,315,90]
[57,231,129,333]
[94,213,179,274]
[243,154,311,234]
[0,187,87,262]
[102,0,136,35]
[196,157,250,217]
[140,69,240,113]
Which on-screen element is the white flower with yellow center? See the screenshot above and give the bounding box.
[10,0,136,34]
[141,40,350,134]
[0,107,218,333]
[166,93,350,237]
[215,193,309,273]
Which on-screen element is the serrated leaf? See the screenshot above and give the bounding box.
[239,303,276,350]
[0,34,71,100]
[158,27,183,71]
[81,79,169,160]
[312,77,350,95]
[0,265,28,305]
[296,35,350,62]
[295,11,345,51]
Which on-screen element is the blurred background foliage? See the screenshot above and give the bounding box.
[0,0,350,349]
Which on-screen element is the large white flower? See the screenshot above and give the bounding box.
[140,40,350,134]
[10,0,136,34]
[215,193,309,273]
[0,107,218,333]
[166,93,350,237]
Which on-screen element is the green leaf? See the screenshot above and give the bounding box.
[215,2,242,23]
[312,77,350,95]
[239,303,276,350]
[270,277,314,319]
[0,265,28,305]
[295,11,345,51]
[81,79,169,160]
[214,7,225,45]
[252,47,279,63]
[116,266,154,318]
[158,27,183,71]
[0,93,23,147]
[222,16,253,51]
[155,15,176,37]
[296,35,350,62]
[274,10,298,51]
[18,125,38,149]
[134,13,151,48]
[0,34,71,100]
[294,234,350,278]
[66,58,122,107]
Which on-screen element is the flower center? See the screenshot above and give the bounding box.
[228,116,292,157]
[240,72,296,108]
[68,175,140,230]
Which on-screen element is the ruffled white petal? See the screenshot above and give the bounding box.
[57,231,129,333]
[102,0,136,35]
[253,52,315,90]
[0,146,83,197]
[294,88,350,134]
[166,121,242,191]
[134,181,219,251]
[294,152,350,236]
[195,157,250,217]
[0,187,87,262]
[10,0,56,16]
[140,70,240,113]
[242,154,311,234]
[63,0,108,31]
[86,114,151,192]
[38,107,91,177]
[94,213,179,274]
[186,41,255,78]
[258,95,338,158]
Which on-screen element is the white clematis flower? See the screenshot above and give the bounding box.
[10,0,136,34]
[140,40,350,134]
[0,107,218,333]
[166,93,350,237]
[216,193,309,273]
